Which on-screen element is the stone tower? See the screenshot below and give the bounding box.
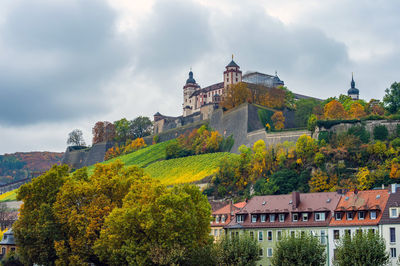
[183,70,199,117]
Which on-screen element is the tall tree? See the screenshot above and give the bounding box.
[114,118,131,142]
[334,231,389,266]
[216,235,261,266]
[324,100,347,119]
[263,87,286,109]
[92,121,115,144]
[13,165,69,266]
[66,129,86,146]
[272,233,326,266]
[348,102,366,118]
[383,82,400,114]
[295,99,320,127]
[271,111,285,130]
[130,116,153,139]
[94,183,211,265]
[222,82,251,110]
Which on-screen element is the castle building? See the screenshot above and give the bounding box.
[347,73,360,100]
[182,57,284,117]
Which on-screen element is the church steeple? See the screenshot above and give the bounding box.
[351,72,355,88]
[347,73,359,100]
[186,69,196,84]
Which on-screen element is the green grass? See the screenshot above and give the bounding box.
[144,152,238,186]
[87,140,172,175]
[0,190,17,202]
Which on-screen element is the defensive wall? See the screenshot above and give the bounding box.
[61,142,114,169]
[314,119,400,140]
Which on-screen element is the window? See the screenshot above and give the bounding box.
[345,229,351,236]
[301,231,305,237]
[267,231,273,241]
[258,231,263,241]
[219,229,223,236]
[370,211,377,220]
[235,232,239,237]
[302,213,308,221]
[391,208,398,218]
[214,229,218,236]
[390,227,396,243]
[1,248,4,255]
[356,229,362,235]
[321,230,326,244]
[237,215,244,223]
[250,231,254,240]
[358,211,365,220]
[279,214,285,222]
[391,248,397,258]
[277,230,282,241]
[368,229,375,234]
[267,248,273,257]
[216,216,220,223]
[290,231,295,238]
[334,230,340,240]
[221,215,226,223]
[333,249,337,260]
[292,213,299,222]
[259,248,264,257]
[231,232,234,238]
[335,212,342,220]
[346,212,354,220]
[270,214,276,222]
[10,248,15,252]
[260,214,266,222]
[252,215,257,223]
[315,212,325,221]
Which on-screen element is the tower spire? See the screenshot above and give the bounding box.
[351,72,355,88]
[232,54,234,60]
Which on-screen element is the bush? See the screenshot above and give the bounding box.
[391,138,400,149]
[258,109,275,130]
[348,125,370,143]
[397,124,400,137]
[373,125,389,141]
[316,119,360,129]
[220,135,234,152]
[318,131,330,143]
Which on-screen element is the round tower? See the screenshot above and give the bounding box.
[183,69,199,117]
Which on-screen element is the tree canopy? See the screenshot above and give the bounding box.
[67,129,86,146]
[383,82,400,114]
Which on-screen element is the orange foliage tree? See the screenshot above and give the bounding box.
[222,82,251,110]
[324,100,347,119]
[104,138,147,161]
[271,111,285,130]
[349,102,366,118]
[263,87,286,109]
[92,121,115,144]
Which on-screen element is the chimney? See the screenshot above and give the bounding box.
[230,199,234,215]
[292,191,300,209]
[392,184,397,194]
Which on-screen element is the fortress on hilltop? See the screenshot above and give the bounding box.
[154,57,318,135]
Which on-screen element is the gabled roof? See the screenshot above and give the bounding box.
[330,189,389,227]
[190,82,224,97]
[226,60,239,68]
[380,186,400,224]
[213,201,246,215]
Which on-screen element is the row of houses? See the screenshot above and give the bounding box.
[211,185,400,266]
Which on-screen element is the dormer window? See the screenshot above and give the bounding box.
[315,212,326,221]
[358,211,365,220]
[216,216,220,223]
[390,208,398,218]
[221,215,226,223]
[270,214,276,222]
[237,215,244,223]
[261,214,267,222]
[347,212,354,220]
[251,215,257,223]
[370,211,377,220]
[335,212,342,221]
[302,213,308,221]
[279,214,285,222]
[292,213,298,222]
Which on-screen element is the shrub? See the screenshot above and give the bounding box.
[220,135,234,152]
[318,131,330,143]
[391,138,400,149]
[373,125,389,141]
[258,109,275,130]
[152,135,159,144]
[316,119,360,129]
[165,140,184,159]
[347,125,370,143]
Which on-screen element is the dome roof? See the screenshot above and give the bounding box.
[186,70,196,84]
[347,74,359,95]
[226,60,239,68]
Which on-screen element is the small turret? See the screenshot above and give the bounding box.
[347,73,359,100]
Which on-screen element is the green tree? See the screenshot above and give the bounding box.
[296,135,318,162]
[383,82,400,114]
[373,125,389,141]
[53,161,144,265]
[94,182,211,265]
[295,99,320,127]
[216,235,260,266]
[13,165,69,266]
[130,116,153,139]
[114,118,131,142]
[272,233,326,266]
[307,114,318,133]
[334,231,389,266]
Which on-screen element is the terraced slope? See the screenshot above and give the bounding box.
[144,152,238,186]
[0,190,17,202]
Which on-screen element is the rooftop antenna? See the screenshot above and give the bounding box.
[190,66,192,71]
[232,54,234,60]
[275,70,277,76]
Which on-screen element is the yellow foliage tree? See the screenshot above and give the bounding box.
[324,100,347,119]
[272,111,285,130]
[349,102,366,118]
[222,82,251,110]
[356,167,373,190]
[390,159,400,179]
[309,170,338,192]
[251,140,267,180]
[263,87,286,109]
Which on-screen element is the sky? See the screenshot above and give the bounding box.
[0,0,399,154]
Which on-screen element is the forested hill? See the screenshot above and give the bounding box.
[0,152,64,184]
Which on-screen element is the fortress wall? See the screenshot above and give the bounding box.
[315,120,400,140]
[61,142,113,169]
[61,148,89,169]
[246,129,310,149]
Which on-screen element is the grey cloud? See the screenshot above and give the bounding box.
[0,0,130,125]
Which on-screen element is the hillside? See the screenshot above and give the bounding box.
[0,151,63,184]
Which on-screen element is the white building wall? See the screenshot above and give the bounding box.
[381,224,400,265]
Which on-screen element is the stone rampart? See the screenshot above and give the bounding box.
[247,129,310,148]
[61,141,113,169]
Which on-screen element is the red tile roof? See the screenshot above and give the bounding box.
[211,201,246,227]
[329,189,389,227]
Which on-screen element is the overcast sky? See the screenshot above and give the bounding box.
[0,0,399,154]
